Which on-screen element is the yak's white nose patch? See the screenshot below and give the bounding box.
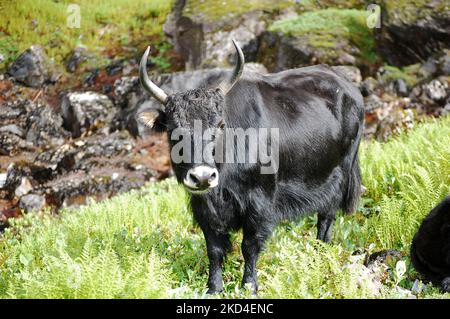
[183,166,219,193]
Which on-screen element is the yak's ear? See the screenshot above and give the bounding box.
[136,109,167,132]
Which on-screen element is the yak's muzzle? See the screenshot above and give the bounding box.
[183,166,219,194]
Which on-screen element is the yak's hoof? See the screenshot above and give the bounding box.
[206,287,223,294]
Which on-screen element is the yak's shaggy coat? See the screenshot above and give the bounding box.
[411,196,450,292]
[139,42,364,293]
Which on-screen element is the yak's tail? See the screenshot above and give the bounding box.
[342,125,363,214]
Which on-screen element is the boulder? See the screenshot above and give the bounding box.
[26,103,70,147]
[65,47,89,73]
[360,77,379,97]
[377,1,450,67]
[364,93,415,141]
[7,46,51,87]
[113,64,267,136]
[0,99,69,155]
[331,66,362,86]
[163,0,293,70]
[61,91,116,137]
[409,76,450,115]
[19,194,46,212]
[419,49,450,79]
[392,79,409,97]
[422,77,449,103]
[14,177,33,197]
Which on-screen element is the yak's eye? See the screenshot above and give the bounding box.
[218,120,225,129]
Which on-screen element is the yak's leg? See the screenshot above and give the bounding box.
[317,211,336,243]
[203,228,230,294]
[241,223,272,294]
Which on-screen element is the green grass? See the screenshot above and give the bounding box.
[1,116,450,298]
[269,9,377,64]
[0,0,173,70]
[184,0,293,23]
[381,64,422,87]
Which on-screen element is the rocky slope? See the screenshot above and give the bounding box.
[0,0,449,229]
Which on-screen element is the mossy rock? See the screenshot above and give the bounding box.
[259,9,377,71]
[183,0,293,24]
[377,0,450,66]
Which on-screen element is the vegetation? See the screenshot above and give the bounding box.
[1,116,449,298]
[0,0,173,69]
[184,0,293,22]
[383,0,448,23]
[269,9,377,64]
[381,64,422,87]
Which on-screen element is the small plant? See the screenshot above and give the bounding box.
[0,35,18,70]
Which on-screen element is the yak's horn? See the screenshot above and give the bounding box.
[139,46,168,105]
[218,39,244,95]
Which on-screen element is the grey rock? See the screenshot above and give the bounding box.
[365,249,403,267]
[61,91,116,138]
[113,64,265,136]
[376,1,450,66]
[331,66,362,86]
[423,78,448,103]
[443,102,450,116]
[7,45,50,87]
[393,79,409,97]
[14,177,33,197]
[26,104,69,147]
[0,173,6,188]
[19,194,46,212]
[364,94,386,112]
[203,11,267,68]
[337,52,357,65]
[65,47,89,73]
[35,131,135,172]
[0,124,25,138]
[164,0,281,70]
[0,132,34,156]
[244,63,268,74]
[360,77,379,97]
[113,67,223,135]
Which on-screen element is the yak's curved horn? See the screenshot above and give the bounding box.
[218,39,245,95]
[139,46,168,105]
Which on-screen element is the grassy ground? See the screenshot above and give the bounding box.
[184,0,293,23]
[0,116,449,298]
[0,0,173,70]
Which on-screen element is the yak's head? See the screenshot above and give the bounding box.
[137,40,244,194]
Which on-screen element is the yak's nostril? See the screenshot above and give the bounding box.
[189,173,200,186]
[209,171,217,181]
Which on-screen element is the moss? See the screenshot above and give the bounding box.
[184,0,293,23]
[0,35,18,69]
[383,0,448,24]
[382,64,421,87]
[269,9,377,64]
[0,0,173,70]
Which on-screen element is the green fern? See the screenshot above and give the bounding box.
[0,116,449,299]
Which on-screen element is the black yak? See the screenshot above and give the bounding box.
[137,40,364,294]
[411,196,450,292]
